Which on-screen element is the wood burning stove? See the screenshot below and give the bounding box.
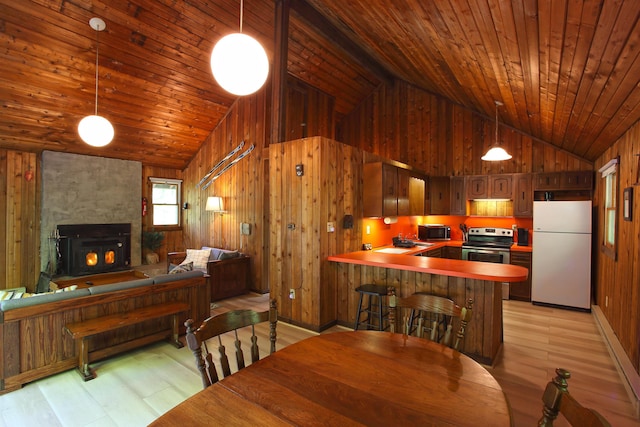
[56,224,131,276]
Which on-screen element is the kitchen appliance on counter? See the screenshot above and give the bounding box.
[532,200,592,311]
[418,225,451,241]
[461,227,513,264]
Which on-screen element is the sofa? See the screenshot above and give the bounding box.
[167,247,250,302]
[0,270,208,394]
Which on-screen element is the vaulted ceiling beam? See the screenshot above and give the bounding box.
[290,0,394,85]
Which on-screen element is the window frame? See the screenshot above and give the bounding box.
[149,177,183,230]
[599,157,619,260]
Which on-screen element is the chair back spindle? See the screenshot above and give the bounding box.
[388,288,472,351]
[185,299,277,388]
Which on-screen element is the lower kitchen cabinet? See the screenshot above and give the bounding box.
[509,251,532,301]
[444,246,462,260]
[421,247,443,258]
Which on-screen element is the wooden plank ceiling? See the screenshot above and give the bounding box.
[0,0,639,169]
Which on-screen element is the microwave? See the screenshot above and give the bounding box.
[418,225,451,241]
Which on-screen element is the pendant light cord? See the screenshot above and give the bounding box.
[94,25,100,116]
[239,0,244,33]
[495,102,498,145]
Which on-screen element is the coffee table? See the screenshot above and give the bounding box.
[51,270,149,290]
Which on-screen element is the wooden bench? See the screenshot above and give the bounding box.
[64,302,190,381]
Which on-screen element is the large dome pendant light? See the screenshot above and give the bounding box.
[210,0,269,96]
[78,17,114,147]
[481,101,512,161]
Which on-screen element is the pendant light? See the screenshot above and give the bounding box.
[210,0,269,96]
[78,17,114,147]
[482,101,512,161]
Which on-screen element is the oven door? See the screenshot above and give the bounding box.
[462,248,510,264]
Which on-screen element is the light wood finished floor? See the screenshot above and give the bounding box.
[1,294,638,426]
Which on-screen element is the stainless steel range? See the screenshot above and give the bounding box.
[461,227,513,264]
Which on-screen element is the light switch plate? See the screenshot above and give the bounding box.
[327,222,335,232]
[240,222,251,235]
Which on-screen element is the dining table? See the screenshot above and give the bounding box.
[150,330,513,426]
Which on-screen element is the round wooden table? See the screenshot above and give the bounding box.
[150,330,512,426]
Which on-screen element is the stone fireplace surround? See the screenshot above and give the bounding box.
[40,151,142,274]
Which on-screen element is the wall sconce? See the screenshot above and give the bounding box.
[205,196,225,214]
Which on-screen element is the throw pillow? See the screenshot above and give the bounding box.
[182,248,211,270]
[170,261,193,274]
[217,249,239,260]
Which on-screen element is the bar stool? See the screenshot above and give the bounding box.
[354,284,394,331]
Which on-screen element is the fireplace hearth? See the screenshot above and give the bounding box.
[57,224,131,277]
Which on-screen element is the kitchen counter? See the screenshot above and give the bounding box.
[329,248,528,282]
[328,246,529,365]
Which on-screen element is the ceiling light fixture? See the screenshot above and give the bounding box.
[210,0,269,96]
[78,17,114,147]
[482,101,512,161]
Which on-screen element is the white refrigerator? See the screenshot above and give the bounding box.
[532,200,592,311]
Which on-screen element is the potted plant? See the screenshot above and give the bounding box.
[142,231,165,264]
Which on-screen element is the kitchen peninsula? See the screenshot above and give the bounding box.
[328,249,528,365]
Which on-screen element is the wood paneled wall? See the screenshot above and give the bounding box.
[338,81,592,175]
[141,165,183,264]
[593,120,640,374]
[269,137,364,330]
[0,150,39,291]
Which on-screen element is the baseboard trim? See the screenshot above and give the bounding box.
[592,304,640,419]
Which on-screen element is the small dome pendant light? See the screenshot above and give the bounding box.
[78,17,114,147]
[482,101,512,161]
[210,0,269,96]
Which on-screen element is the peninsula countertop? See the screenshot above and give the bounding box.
[328,249,528,282]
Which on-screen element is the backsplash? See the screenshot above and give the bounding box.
[362,215,533,248]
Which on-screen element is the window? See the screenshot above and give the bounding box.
[149,177,182,227]
[599,158,618,259]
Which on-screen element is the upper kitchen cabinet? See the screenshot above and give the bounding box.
[534,171,593,191]
[450,176,467,215]
[513,173,533,217]
[364,162,397,217]
[533,171,593,201]
[428,176,465,215]
[561,171,593,190]
[407,173,426,216]
[467,174,513,199]
[363,163,426,217]
[428,176,451,215]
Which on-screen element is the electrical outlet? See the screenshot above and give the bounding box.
[289,289,295,299]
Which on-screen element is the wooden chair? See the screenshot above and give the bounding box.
[538,368,611,426]
[388,289,472,351]
[184,299,277,389]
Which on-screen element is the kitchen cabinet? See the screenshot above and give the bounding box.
[513,173,533,217]
[561,171,593,190]
[534,171,593,191]
[444,246,462,260]
[467,176,488,199]
[450,176,466,215]
[420,247,443,258]
[408,174,426,216]
[466,174,512,199]
[397,168,410,216]
[509,251,531,301]
[534,173,561,190]
[363,162,398,217]
[364,163,426,217]
[428,176,451,215]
